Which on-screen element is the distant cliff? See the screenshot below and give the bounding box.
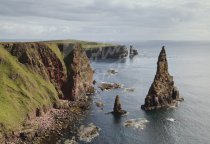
[85,45,128,59]
[0,41,94,139]
[49,40,129,59]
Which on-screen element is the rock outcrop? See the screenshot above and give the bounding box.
[129,45,138,58]
[98,83,122,91]
[85,45,128,59]
[141,46,183,110]
[63,43,94,101]
[112,95,127,115]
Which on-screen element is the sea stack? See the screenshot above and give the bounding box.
[112,95,127,115]
[141,46,184,110]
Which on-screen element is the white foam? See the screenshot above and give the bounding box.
[78,123,101,142]
[124,118,149,130]
[166,118,176,122]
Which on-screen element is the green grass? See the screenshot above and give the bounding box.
[0,46,59,133]
[46,43,67,75]
[45,39,116,49]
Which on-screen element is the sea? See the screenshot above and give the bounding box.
[57,40,210,144]
[2,39,210,144]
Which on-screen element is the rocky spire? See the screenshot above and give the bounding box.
[112,95,126,115]
[141,46,183,110]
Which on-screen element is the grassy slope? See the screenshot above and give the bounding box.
[46,43,67,75]
[0,45,59,134]
[45,39,116,49]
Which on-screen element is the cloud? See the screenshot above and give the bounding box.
[0,0,210,41]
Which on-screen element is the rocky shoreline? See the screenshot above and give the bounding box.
[3,97,91,144]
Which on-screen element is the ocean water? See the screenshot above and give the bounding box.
[62,41,210,144]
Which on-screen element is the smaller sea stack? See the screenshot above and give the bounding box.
[112,95,127,115]
[141,46,184,110]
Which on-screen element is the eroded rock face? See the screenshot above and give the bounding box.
[3,43,67,98]
[141,46,183,110]
[85,45,128,59]
[63,44,94,101]
[112,95,127,115]
[3,42,94,101]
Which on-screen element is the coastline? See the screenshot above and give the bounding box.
[0,40,129,143]
[4,97,91,144]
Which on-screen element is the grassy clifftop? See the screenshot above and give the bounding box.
[0,46,59,135]
[0,42,68,138]
[44,39,116,49]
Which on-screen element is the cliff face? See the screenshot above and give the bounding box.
[141,47,182,110]
[3,43,67,98]
[85,45,128,59]
[63,44,94,101]
[0,42,93,135]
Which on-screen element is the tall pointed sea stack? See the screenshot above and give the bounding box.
[141,46,183,110]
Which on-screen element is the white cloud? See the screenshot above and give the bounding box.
[0,0,210,41]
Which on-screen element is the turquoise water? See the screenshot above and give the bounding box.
[63,41,210,144]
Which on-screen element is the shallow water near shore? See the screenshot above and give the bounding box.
[59,41,210,144]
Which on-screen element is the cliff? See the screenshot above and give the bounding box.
[45,40,128,59]
[0,41,94,139]
[141,46,183,110]
[62,43,94,101]
[85,45,128,59]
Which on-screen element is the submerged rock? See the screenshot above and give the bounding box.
[124,118,149,130]
[98,82,122,91]
[112,95,127,116]
[141,46,184,110]
[95,102,104,107]
[124,88,135,92]
[107,69,118,75]
[78,123,101,143]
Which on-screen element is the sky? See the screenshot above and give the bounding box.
[0,0,210,42]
